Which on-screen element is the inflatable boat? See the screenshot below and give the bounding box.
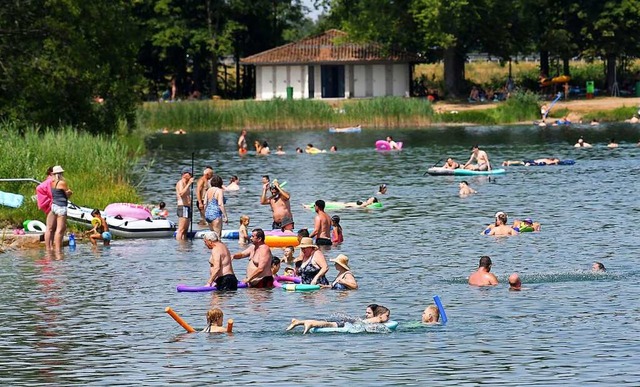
[67,203,177,238]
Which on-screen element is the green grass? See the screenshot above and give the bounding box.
[0,123,143,227]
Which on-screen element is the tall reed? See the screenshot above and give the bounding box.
[0,123,141,226]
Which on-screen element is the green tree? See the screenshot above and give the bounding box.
[0,0,142,134]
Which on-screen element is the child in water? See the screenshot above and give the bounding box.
[87,209,111,246]
[282,246,295,265]
[238,215,250,244]
[202,308,227,333]
[151,201,169,219]
[331,215,343,244]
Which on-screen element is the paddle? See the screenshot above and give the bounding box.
[189,152,195,239]
[423,159,443,176]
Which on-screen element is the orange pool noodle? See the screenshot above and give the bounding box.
[226,319,234,333]
[165,306,196,333]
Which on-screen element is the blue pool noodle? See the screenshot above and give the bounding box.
[433,295,448,325]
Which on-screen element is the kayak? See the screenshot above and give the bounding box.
[427,167,506,176]
[303,201,383,210]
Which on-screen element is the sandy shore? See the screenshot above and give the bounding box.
[433,96,640,117]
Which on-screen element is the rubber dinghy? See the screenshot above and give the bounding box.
[67,203,177,238]
[427,167,506,176]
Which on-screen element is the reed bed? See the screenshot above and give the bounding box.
[138,97,436,132]
[0,123,141,226]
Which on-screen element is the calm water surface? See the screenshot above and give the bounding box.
[2,124,640,385]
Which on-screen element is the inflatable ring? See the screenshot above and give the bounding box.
[26,220,46,232]
[282,284,320,292]
[91,218,102,227]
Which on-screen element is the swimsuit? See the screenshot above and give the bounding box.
[176,205,191,218]
[299,256,329,285]
[215,274,238,291]
[251,276,274,288]
[331,271,353,290]
[272,214,294,230]
[331,229,343,244]
[205,188,226,222]
[315,237,332,246]
[51,181,68,215]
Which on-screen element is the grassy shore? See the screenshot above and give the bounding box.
[0,124,143,227]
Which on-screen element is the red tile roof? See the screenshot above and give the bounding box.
[241,29,423,65]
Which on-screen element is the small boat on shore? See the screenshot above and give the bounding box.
[67,203,176,238]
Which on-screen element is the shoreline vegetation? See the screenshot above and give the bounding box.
[0,124,142,228]
[138,93,640,133]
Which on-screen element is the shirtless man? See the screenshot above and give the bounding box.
[309,200,332,246]
[463,144,491,171]
[196,166,214,225]
[204,231,238,290]
[260,179,294,231]
[487,212,519,236]
[175,167,194,240]
[232,228,274,288]
[443,157,461,169]
[468,256,499,287]
[574,137,592,148]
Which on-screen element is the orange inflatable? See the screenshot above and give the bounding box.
[226,319,234,333]
[265,235,299,248]
[165,306,196,333]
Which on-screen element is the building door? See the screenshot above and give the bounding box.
[321,65,345,98]
[308,66,315,98]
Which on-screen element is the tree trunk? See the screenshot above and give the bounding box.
[563,58,570,76]
[606,54,616,94]
[206,0,218,97]
[443,46,466,98]
[539,50,549,77]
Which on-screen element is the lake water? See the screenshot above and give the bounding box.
[2,124,640,385]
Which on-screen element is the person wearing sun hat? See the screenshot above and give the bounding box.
[49,165,72,251]
[297,237,329,285]
[325,254,358,290]
[175,167,195,240]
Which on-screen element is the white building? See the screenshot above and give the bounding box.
[241,29,423,100]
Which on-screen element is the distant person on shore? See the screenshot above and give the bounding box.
[196,167,214,225]
[202,308,227,333]
[422,305,440,324]
[592,262,606,272]
[574,137,592,147]
[459,181,477,196]
[50,166,72,251]
[463,144,491,171]
[286,304,390,334]
[468,256,499,287]
[224,175,240,191]
[175,167,194,241]
[238,130,248,154]
[607,138,619,148]
[260,179,294,231]
[508,273,522,291]
[443,157,461,169]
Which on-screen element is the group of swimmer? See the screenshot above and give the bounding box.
[237,129,337,155]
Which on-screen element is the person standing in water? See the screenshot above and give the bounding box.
[175,167,194,240]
